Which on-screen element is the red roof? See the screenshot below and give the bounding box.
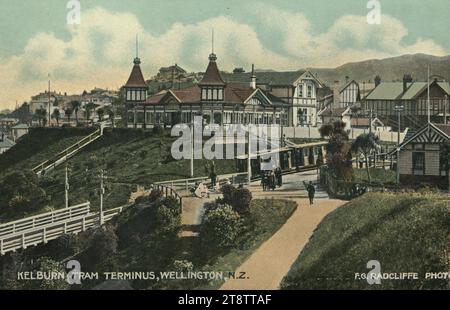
[198,54,226,86]
[124,62,147,88]
[144,83,258,105]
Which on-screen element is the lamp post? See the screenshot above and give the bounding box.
[65,165,70,208]
[394,104,404,185]
[99,169,105,225]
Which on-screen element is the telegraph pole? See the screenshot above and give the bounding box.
[394,104,404,185]
[65,165,70,208]
[247,127,251,185]
[190,122,194,177]
[99,169,105,225]
[427,66,431,124]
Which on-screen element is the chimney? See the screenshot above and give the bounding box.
[333,80,340,107]
[250,64,256,90]
[375,75,381,87]
[403,74,413,93]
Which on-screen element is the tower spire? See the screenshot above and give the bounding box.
[209,29,217,62]
[134,34,141,65]
[212,29,214,54]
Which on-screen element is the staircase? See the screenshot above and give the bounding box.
[32,128,102,176]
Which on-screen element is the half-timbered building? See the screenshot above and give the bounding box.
[394,122,450,189]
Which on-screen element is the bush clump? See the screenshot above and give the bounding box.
[220,184,252,215]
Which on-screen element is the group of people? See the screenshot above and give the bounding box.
[261,168,283,191]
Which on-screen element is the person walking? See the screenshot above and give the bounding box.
[305,181,316,205]
[275,167,283,187]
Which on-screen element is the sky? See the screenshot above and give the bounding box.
[0,0,449,110]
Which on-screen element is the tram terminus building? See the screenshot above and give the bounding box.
[123,51,296,128]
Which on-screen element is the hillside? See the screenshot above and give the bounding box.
[281,192,450,290]
[0,128,237,219]
[309,54,450,84]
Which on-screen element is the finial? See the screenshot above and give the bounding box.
[134,34,141,65]
[208,29,217,62]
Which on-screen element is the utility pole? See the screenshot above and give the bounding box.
[99,169,105,225]
[48,74,51,127]
[65,165,70,208]
[394,104,404,185]
[247,127,251,185]
[427,66,431,124]
[190,122,194,177]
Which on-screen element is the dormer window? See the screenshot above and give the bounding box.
[201,87,224,101]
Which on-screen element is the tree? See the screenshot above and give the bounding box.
[70,101,81,125]
[52,108,61,126]
[320,120,352,180]
[351,132,380,183]
[220,184,253,215]
[84,102,98,126]
[34,108,47,127]
[200,204,240,251]
[64,107,73,124]
[97,108,105,122]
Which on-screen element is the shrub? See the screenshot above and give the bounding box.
[85,226,118,265]
[220,184,252,215]
[200,204,240,251]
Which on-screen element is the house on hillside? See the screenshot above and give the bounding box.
[350,117,385,132]
[392,122,450,189]
[317,107,351,129]
[0,132,15,154]
[362,75,450,129]
[223,70,324,126]
[11,123,29,141]
[124,53,289,128]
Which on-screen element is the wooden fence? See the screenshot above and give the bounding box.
[0,203,128,256]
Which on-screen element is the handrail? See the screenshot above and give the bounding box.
[0,203,130,256]
[32,129,102,174]
[0,202,90,228]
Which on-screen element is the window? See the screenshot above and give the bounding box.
[218,89,224,100]
[412,152,425,176]
[201,89,207,101]
[298,84,303,97]
[307,85,312,98]
[127,90,131,101]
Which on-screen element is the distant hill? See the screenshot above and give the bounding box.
[307,54,450,85]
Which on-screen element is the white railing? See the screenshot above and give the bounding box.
[32,129,102,176]
[155,172,249,191]
[0,202,90,237]
[0,203,129,256]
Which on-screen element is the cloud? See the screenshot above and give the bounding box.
[0,6,447,109]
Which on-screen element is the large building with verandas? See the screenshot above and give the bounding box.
[123,51,290,128]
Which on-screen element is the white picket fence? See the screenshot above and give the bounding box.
[0,202,127,256]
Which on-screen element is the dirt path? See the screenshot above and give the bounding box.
[219,198,345,290]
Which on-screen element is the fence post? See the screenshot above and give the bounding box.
[0,239,3,255]
[64,222,67,234]
[82,217,86,231]
[22,233,26,249]
[185,180,188,191]
[43,228,47,244]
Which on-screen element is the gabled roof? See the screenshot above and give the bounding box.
[199,54,226,86]
[144,83,288,107]
[391,123,450,154]
[12,123,29,129]
[124,60,147,88]
[365,81,450,101]
[318,107,350,117]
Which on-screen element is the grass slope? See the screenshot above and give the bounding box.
[281,192,450,290]
[0,128,238,214]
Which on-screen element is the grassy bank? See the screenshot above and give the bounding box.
[162,199,298,289]
[281,192,450,289]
